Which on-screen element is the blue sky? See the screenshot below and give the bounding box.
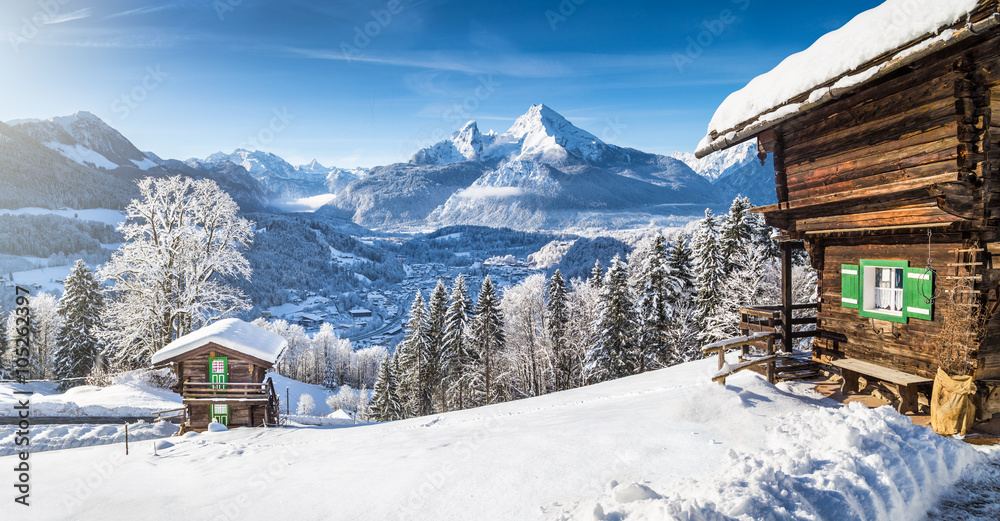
[1,0,881,167]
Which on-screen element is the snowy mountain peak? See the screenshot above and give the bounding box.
[503,103,607,164]
[11,111,154,170]
[410,104,622,167]
[672,140,759,182]
[451,120,484,160]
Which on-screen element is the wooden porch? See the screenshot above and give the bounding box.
[156,377,282,430]
[705,240,821,384]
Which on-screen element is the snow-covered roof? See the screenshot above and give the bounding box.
[150,318,287,366]
[696,0,996,158]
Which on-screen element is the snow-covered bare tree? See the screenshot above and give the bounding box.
[99,176,253,369]
[27,293,62,380]
[565,279,599,388]
[54,260,104,388]
[704,243,778,343]
[296,393,316,415]
[501,274,549,398]
[589,255,637,382]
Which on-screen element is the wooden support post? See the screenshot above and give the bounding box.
[717,349,726,386]
[780,241,794,354]
[841,369,860,394]
[897,385,919,415]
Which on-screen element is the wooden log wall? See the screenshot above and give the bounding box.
[813,238,974,379]
[186,403,264,429]
[174,343,266,387]
[768,32,1000,236]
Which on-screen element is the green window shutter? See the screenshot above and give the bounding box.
[904,268,933,320]
[841,264,859,309]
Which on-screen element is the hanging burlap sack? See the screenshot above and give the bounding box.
[930,368,977,436]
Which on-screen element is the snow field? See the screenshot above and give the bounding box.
[0,421,179,457]
[0,371,182,418]
[2,357,994,521]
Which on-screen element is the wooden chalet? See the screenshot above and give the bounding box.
[697,1,1000,418]
[151,318,285,430]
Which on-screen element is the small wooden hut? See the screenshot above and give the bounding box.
[696,1,1000,416]
[151,318,286,430]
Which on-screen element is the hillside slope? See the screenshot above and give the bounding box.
[12,357,986,521]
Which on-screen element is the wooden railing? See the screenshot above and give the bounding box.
[152,407,187,424]
[264,377,280,427]
[182,381,271,401]
[703,303,820,385]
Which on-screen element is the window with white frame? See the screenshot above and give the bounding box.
[841,259,934,324]
[864,265,904,315]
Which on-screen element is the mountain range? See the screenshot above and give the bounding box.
[0,106,775,231]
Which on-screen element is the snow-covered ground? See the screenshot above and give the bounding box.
[9,264,75,294]
[0,371,182,417]
[0,207,126,227]
[0,421,178,457]
[5,357,995,520]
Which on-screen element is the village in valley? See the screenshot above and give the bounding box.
[2,0,1000,520]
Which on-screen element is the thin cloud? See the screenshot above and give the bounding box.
[280,46,572,78]
[44,8,92,25]
[106,3,185,19]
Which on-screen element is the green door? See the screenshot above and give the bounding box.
[210,356,228,390]
[211,403,229,425]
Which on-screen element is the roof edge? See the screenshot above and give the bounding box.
[695,13,1000,159]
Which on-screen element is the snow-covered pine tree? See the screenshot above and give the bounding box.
[99,176,253,369]
[370,356,404,421]
[692,209,724,330]
[425,280,448,411]
[589,259,604,289]
[468,276,504,406]
[666,234,696,305]
[545,269,572,391]
[397,290,433,417]
[54,260,105,389]
[719,196,756,272]
[442,275,474,411]
[589,255,638,382]
[632,235,673,371]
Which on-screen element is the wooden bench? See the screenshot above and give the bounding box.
[829,358,933,414]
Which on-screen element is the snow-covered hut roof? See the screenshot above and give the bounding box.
[150,318,287,366]
[696,0,998,158]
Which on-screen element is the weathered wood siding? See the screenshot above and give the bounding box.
[188,403,265,429]
[813,238,969,379]
[766,29,1000,378]
[174,342,267,387]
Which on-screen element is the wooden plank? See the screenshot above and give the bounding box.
[829,358,933,386]
[712,355,780,382]
[701,332,778,354]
